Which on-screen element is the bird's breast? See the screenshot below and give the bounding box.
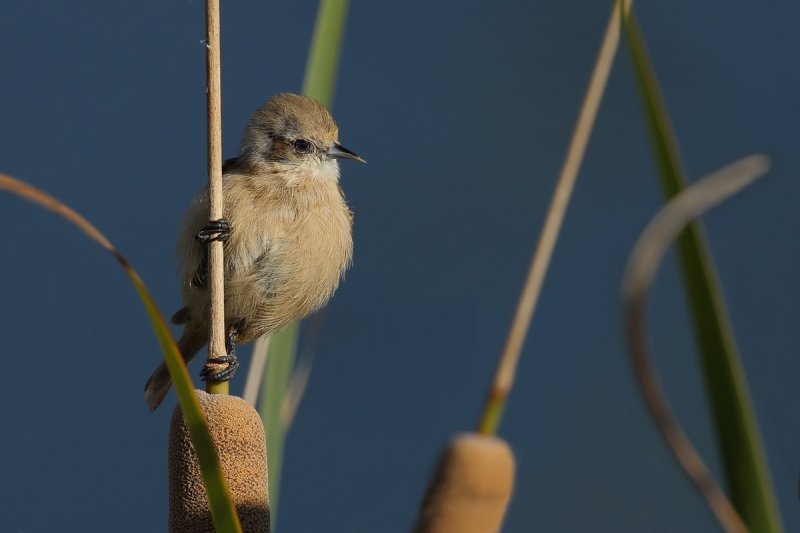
[225,190,353,337]
[283,199,353,304]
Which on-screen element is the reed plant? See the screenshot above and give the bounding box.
[0,0,784,531]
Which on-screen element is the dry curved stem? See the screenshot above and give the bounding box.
[477,1,625,435]
[621,154,770,533]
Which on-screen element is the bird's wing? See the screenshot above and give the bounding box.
[222,156,244,174]
[171,306,190,324]
[189,251,208,288]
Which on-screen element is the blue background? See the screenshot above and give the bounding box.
[1,1,798,531]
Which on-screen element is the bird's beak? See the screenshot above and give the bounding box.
[327,142,366,163]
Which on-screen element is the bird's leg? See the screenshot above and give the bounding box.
[200,319,245,383]
[195,217,231,243]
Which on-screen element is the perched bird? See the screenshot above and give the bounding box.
[144,93,364,411]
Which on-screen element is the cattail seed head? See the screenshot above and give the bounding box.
[414,433,515,533]
[169,390,270,532]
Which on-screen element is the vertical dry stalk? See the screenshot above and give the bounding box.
[205,0,226,390]
[478,4,624,434]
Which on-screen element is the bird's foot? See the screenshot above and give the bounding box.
[195,218,231,243]
[199,320,244,383]
[200,353,239,383]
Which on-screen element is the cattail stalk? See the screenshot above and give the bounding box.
[478,2,623,435]
[204,0,227,393]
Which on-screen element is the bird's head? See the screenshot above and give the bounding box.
[237,93,364,185]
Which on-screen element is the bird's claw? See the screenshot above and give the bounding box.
[200,354,239,383]
[195,218,231,243]
[199,320,244,383]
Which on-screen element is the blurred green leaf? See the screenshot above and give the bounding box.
[302,0,350,107]
[259,324,299,524]
[0,174,242,533]
[619,4,783,531]
[260,0,351,525]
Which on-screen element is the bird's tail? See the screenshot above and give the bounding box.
[144,328,206,412]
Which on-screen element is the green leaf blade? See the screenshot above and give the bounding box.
[260,324,300,524]
[0,174,242,533]
[302,0,350,107]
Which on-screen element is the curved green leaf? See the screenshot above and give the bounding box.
[0,174,243,533]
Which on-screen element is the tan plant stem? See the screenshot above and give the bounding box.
[477,3,624,435]
[243,336,271,406]
[204,0,227,394]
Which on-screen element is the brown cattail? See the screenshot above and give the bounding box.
[414,433,515,533]
[169,390,270,532]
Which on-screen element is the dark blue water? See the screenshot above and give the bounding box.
[1,1,798,531]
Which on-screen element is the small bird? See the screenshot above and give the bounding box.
[144,93,364,411]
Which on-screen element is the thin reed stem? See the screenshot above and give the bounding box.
[478,3,624,435]
[204,0,227,394]
[243,336,271,405]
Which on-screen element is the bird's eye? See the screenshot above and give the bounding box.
[293,139,312,154]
